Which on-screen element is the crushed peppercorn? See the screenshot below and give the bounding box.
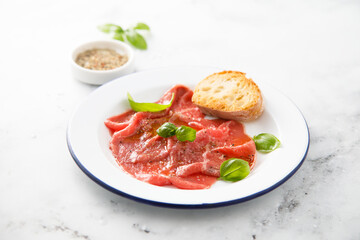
[76,48,128,70]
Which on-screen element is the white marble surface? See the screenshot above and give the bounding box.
[1,0,359,239]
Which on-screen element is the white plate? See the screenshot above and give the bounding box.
[67,66,309,208]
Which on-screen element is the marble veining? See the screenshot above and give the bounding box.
[41,224,90,240]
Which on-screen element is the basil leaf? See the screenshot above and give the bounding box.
[175,126,196,142]
[113,32,125,41]
[127,93,174,112]
[156,123,197,142]
[114,28,124,34]
[133,22,150,30]
[157,122,177,138]
[98,24,122,33]
[219,158,250,182]
[253,133,281,153]
[125,30,147,50]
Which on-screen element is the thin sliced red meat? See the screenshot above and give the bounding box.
[105,85,256,190]
[169,175,216,190]
[176,162,204,177]
[136,174,171,186]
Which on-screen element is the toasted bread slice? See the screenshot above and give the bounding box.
[192,71,264,122]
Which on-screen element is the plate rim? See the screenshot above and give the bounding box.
[66,66,310,209]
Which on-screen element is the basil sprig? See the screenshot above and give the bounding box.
[253,133,281,153]
[98,22,150,50]
[127,93,174,112]
[157,123,197,142]
[219,158,250,182]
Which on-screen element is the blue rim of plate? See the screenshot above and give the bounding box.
[66,109,310,209]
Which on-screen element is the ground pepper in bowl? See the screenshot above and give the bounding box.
[75,48,128,71]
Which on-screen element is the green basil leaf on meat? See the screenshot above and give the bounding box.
[175,126,197,142]
[219,158,250,182]
[157,122,177,138]
[127,93,174,112]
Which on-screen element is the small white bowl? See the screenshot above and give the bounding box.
[71,40,135,85]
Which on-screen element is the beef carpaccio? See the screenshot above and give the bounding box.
[105,85,256,189]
